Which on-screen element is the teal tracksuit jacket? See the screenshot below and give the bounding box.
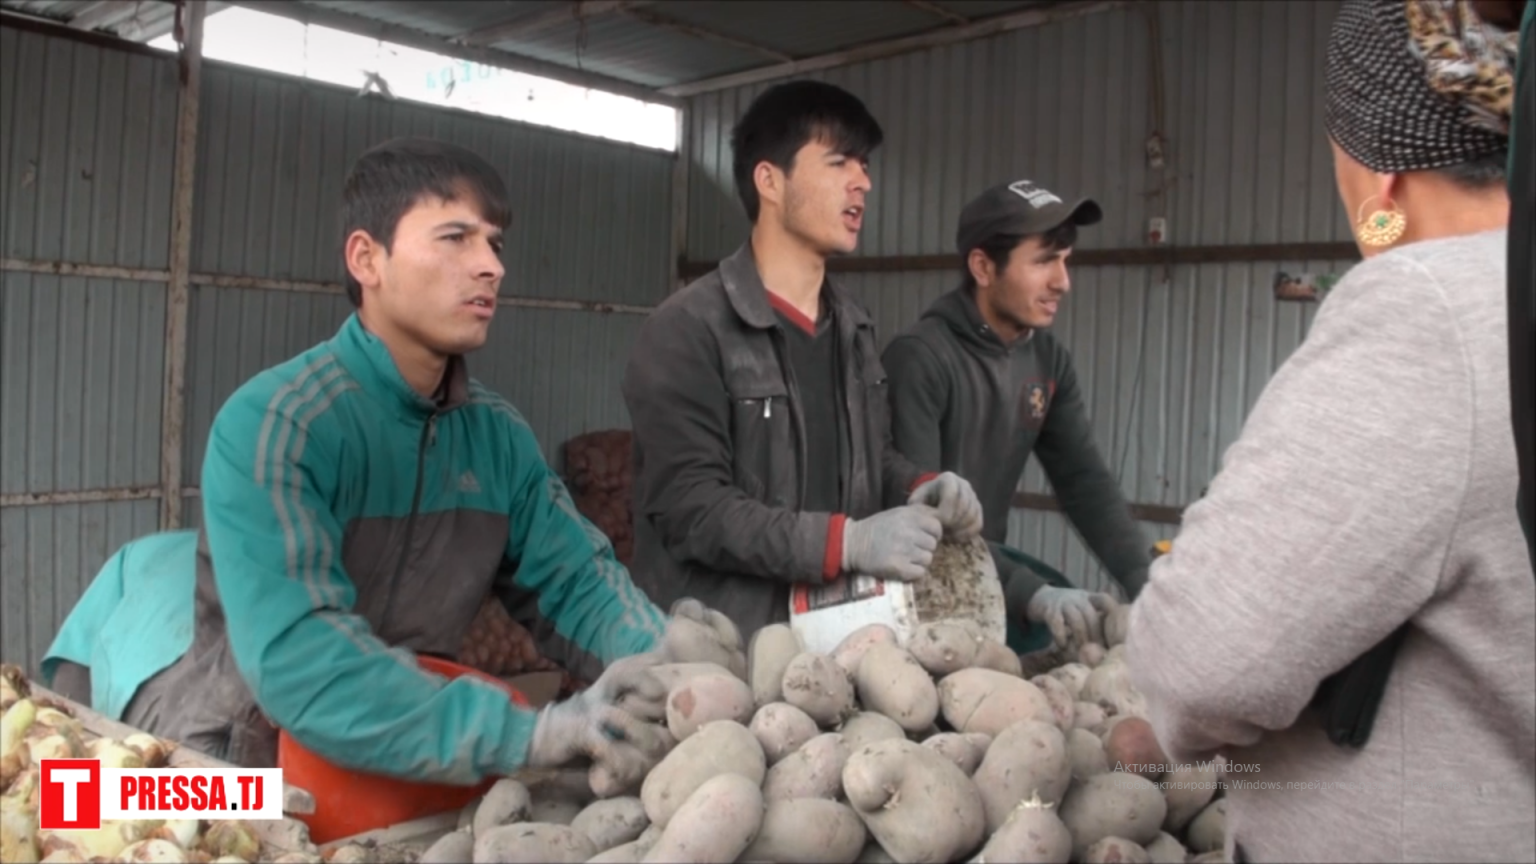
[45,313,666,783]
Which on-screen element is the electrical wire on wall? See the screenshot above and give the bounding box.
[1111,1,1177,534]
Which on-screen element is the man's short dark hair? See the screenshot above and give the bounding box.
[961,221,1078,289]
[340,137,511,306]
[729,80,883,223]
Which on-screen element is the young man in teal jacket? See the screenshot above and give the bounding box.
[43,138,737,788]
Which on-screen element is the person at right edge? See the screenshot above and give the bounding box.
[1127,2,1534,862]
[1471,0,1534,570]
[883,180,1150,653]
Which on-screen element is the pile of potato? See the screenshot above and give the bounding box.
[458,597,567,679]
[562,430,636,565]
[437,612,1232,864]
[0,664,321,864]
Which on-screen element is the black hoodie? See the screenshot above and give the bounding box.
[882,285,1150,606]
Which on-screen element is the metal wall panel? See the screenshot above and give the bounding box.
[684,0,1354,588]
[190,62,675,307]
[0,25,178,268]
[0,500,160,676]
[181,285,646,487]
[685,0,1348,260]
[1,273,167,495]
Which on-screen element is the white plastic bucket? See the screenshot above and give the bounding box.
[788,535,1008,656]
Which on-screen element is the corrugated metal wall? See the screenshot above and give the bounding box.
[181,59,671,489]
[0,23,672,675]
[684,0,1353,593]
[0,25,177,670]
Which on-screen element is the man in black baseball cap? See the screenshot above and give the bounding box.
[883,179,1152,653]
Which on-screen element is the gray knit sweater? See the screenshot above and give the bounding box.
[1127,229,1536,863]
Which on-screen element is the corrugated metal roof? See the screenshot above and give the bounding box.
[1,0,1067,98]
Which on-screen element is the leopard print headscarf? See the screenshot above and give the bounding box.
[1326,0,1519,173]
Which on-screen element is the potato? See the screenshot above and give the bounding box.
[740,798,866,864]
[920,732,990,776]
[1068,727,1111,781]
[1078,643,1106,667]
[1073,701,1108,730]
[973,639,1024,677]
[972,720,1071,830]
[829,624,898,679]
[853,644,939,733]
[662,613,747,681]
[762,733,849,802]
[837,712,906,753]
[854,842,896,864]
[1190,852,1227,864]
[1029,674,1076,731]
[571,797,648,853]
[1104,718,1169,780]
[666,673,754,740]
[1057,773,1167,860]
[1081,661,1145,718]
[1102,603,1131,648]
[977,792,1073,864]
[641,773,764,864]
[529,798,583,826]
[749,703,819,765]
[472,823,595,863]
[1049,663,1092,698]
[641,720,766,828]
[1185,799,1226,854]
[906,621,979,676]
[1105,644,1128,665]
[473,779,532,839]
[842,739,985,864]
[650,663,737,692]
[585,841,642,864]
[747,625,803,706]
[420,830,474,864]
[1161,763,1218,835]
[782,653,856,727]
[1084,836,1152,863]
[1145,832,1190,864]
[937,669,1055,736]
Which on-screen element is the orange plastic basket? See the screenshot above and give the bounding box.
[277,655,528,845]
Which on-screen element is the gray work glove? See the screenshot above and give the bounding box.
[907,472,984,539]
[1026,586,1117,650]
[655,598,747,679]
[524,652,671,790]
[841,504,944,582]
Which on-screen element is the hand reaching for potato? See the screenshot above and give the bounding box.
[523,655,672,790]
[1026,587,1117,652]
[656,598,748,678]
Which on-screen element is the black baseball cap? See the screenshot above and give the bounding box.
[955,179,1103,254]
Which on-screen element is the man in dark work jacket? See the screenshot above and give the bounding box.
[884,180,1150,650]
[622,81,984,639]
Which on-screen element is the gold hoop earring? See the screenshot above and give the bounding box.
[1355,197,1407,247]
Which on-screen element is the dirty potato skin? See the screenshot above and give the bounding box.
[748,702,820,765]
[781,653,857,727]
[977,794,1072,864]
[841,739,986,864]
[829,625,900,679]
[740,798,867,864]
[471,823,596,863]
[853,644,940,733]
[640,720,766,828]
[971,720,1072,829]
[762,732,850,802]
[640,773,765,864]
[1057,773,1168,861]
[665,673,754,740]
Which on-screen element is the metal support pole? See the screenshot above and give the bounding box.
[159,0,206,530]
[670,103,690,292]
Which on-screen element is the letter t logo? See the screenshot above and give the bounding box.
[40,759,101,830]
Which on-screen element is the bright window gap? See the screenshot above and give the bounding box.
[148,6,678,152]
